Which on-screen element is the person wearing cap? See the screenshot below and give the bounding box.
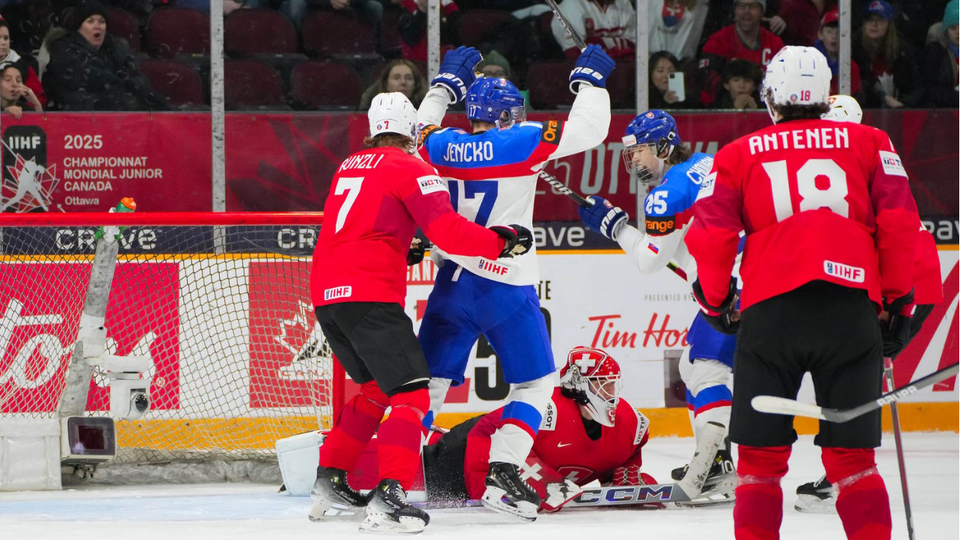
[0,62,42,119]
[43,0,171,111]
[852,0,924,108]
[698,0,784,107]
[815,8,863,99]
[774,0,836,46]
[308,91,531,534]
[0,15,45,108]
[923,0,959,107]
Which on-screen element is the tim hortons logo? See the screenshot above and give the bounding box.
[587,313,689,349]
[275,300,330,381]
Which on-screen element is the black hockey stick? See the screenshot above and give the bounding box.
[539,170,687,280]
[544,0,587,52]
[752,362,960,423]
[883,357,915,540]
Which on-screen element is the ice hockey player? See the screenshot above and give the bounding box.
[795,94,944,513]
[423,346,658,512]
[309,92,532,534]
[415,44,615,521]
[686,47,920,540]
[577,110,737,503]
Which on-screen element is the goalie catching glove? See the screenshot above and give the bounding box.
[578,195,628,241]
[431,46,482,103]
[692,277,741,335]
[491,224,533,258]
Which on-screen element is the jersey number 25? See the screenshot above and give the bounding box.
[762,158,849,222]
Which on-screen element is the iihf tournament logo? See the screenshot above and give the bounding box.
[274,299,331,381]
[1,126,59,212]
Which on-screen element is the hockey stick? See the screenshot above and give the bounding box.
[544,0,587,52]
[751,362,960,423]
[884,357,915,540]
[539,170,687,281]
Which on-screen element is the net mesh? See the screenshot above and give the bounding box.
[0,223,335,464]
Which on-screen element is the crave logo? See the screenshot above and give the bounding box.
[1,126,59,212]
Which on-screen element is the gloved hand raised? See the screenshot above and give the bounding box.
[431,46,483,103]
[569,44,615,94]
[578,196,628,241]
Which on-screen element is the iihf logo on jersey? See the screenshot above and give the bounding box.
[1,126,58,212]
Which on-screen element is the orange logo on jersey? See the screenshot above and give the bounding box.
[645,217,675,235]
[541,121,561,144]
[418,124,440,146]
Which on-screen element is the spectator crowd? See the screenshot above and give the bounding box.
[0,0,954,114]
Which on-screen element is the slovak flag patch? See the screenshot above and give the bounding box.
[647,243,660,254]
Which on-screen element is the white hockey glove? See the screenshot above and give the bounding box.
[541,478,583,512]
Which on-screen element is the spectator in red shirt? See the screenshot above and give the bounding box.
[775,0,836,46]
[698,0,784,107]
[815,8,863,100]
[398,0,460,62]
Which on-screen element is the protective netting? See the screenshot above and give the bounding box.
[0,223,335,465]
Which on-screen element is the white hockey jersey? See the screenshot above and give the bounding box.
[648,0,710,63]
[417,86,611,286]
[550,0,637,58]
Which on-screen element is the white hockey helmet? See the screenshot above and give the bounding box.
[367,92,419,144]
[822,94,863,124]
[760,46,831,123]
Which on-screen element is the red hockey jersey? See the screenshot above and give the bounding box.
[699,25,784,106]
[913,226,943,306]
[687,118,919,311]
[311,146,504,306]
[463,388,650,502]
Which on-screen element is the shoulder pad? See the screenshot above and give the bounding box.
[539,399,558,431]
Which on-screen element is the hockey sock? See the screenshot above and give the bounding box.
[822,448,891,540]
[691,385,732,445]
[378,387,430,490]
[489,400,541,465]
[424,378,452,430]
[685,389,698,440]
[733,445,791,540]
[318,381,388,472]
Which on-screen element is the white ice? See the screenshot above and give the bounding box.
[1,432,956,540]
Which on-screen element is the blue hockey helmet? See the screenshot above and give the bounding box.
[466,77,526,127]
[622,110,681,185]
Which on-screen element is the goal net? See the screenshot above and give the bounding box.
[0,210,341,475]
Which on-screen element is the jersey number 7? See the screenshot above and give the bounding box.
[762,158,849,222]
[334,177,364,233]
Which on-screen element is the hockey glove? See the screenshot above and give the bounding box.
[692,277,741,335]
[542,478,583,513]
[491,224,533,258]
[578,195,628,241]
[406,238,426,266]
[880,289,915,359]
[431,46,482,103]
[569,44,615,94]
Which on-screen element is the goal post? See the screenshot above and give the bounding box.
[0,210,343,484]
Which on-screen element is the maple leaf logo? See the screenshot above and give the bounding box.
[275,299,332,381]
[1,155,59,212]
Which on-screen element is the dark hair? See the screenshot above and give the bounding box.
[649,51,680,78]
[377,59,427,107]
[0,62,25,80]
[721,59,762,85]
[666,143,692,165]
[362,133,415,150]
[774,102,831,121]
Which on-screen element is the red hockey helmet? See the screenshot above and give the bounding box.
[559,346,623,427]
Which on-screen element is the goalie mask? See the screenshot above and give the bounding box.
[621,110,680,186]
[559,346,623,427]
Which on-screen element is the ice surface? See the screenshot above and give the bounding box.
[1,432,956,540]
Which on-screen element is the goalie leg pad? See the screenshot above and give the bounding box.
[378,387,430,490]
[733,445,790,540]
[319,382,388,471]
[822,448,891,540]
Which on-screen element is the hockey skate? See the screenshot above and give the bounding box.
[673,434,736,506]
[360,479,430,534]
[480,462,541,522]
[308,466,370,522]
[794,475,836,513]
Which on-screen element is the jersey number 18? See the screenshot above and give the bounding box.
[762,158,849,222]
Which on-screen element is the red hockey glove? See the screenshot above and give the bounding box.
[692,277,740,335]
